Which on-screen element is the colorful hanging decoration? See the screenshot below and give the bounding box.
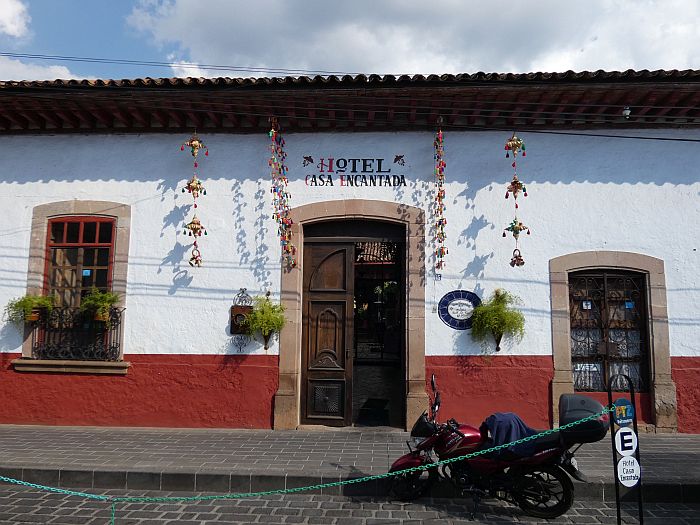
[505,174,527,209]
[184,215,207,237]
[180,132,209,267]
[183,215,207,267]
[183,174,207,208]
[269,118,297,268]
[433,126,447,270]
[502,133,530,267]
[181,133,208,166]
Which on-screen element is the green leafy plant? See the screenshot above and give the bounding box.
[4,294,54,327]
[244,294,286,349]
[79,287,120,322]
[470,289,525,352]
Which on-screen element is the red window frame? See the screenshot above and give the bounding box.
[43,217,116,307]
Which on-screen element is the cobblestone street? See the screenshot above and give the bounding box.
[1,486,698,525]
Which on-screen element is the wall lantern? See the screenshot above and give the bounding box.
[230,288,253,351]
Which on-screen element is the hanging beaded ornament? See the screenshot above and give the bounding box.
[184,215,207,237]
[183,174,207,208]
[503,218,530,240]
[181,133,208,167]
[504,133,525,159]
[269,118,297,268]
[180,133,210,267]
[433,126,447,270]
[505,174,527,209]
[503,133,531,267]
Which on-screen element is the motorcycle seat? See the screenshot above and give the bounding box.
[529,431,564,453]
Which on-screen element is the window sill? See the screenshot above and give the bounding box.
[11,358,130,375]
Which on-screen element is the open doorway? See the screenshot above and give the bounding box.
[300,220,405,428]
[352,241,404,427]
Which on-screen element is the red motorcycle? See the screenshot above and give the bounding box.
[388,375,609,518]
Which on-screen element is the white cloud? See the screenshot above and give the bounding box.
[0,0,80,80]
[128,0,700,76]
[0,0,30,38]
[0,56,73,81]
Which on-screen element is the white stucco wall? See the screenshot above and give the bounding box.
[0,130,697,357]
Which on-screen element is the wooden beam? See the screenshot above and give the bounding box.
[55,110,80,129]
[3,110,29,129]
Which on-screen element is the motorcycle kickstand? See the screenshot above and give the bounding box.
[469,494,481,520]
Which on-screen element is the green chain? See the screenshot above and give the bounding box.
[0,476,110,501]
[0,406,615,524]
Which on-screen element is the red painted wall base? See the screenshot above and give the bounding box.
[672,356,700,433]
[426,355,555,429]
[1,353,698,432]
[0,353,278,428]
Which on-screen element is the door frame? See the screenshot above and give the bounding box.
[273,200,428,430]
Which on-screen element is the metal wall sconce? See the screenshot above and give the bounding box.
[230,288,252,352]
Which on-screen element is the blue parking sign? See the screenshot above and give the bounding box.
[613,398,634,427]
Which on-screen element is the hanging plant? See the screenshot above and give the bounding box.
[4,294,54,327]
[79,287,120,324]
[243,294,286,350]
[470,289,525,352]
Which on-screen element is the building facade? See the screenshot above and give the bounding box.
[0,71,698,433]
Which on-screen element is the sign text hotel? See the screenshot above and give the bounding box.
[303,156,407,187]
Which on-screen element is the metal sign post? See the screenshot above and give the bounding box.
[607,374,644,525]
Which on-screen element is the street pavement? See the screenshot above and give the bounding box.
[0,425,699,523]
[1,486,699,524]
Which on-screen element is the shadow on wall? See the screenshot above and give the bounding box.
[231,179,250,266]
[252,179,272,291]
[0,322,22,354]
[5,132,698,186]
[157,241,193,295]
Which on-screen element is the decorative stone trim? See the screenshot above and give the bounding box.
[273,199,427,430]
[23,200,131,363]
[549,251,676,432]
[11,359,130,375]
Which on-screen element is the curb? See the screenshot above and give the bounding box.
[1,466,698,503]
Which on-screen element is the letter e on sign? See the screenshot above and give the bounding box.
[615,427,638,457]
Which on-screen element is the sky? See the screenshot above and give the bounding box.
[0,0,699,81]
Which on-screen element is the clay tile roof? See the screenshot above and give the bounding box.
[0,69,698,133]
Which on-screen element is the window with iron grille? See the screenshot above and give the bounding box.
[569,271,649,392]
[45,218,115,306]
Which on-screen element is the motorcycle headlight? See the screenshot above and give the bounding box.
[411,437,425,448]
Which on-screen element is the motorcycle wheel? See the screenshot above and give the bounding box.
[513,465,574,519]
[388,469,432,501]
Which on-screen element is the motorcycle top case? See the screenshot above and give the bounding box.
[558,394,610,444]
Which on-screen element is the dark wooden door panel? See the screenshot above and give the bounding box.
[310,250,347,291]
[308,301,345,370]
[302,242,354,426]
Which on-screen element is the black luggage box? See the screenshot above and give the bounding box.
[559,394,609,444]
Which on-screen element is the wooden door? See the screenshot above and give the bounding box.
[301,242,354,426]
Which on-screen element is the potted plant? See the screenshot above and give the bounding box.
[4,294,54,327]
[79,287,120,324]
[243,293,286,350]
[470,288,525,352]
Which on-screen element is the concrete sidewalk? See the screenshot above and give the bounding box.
[0,425,697,503]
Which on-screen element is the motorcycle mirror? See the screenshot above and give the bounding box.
[430,374,437,393]
[432,392,441,420]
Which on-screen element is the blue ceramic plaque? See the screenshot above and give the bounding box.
[438,290,481,330]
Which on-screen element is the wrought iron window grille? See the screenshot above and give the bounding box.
[29,306,124,361]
